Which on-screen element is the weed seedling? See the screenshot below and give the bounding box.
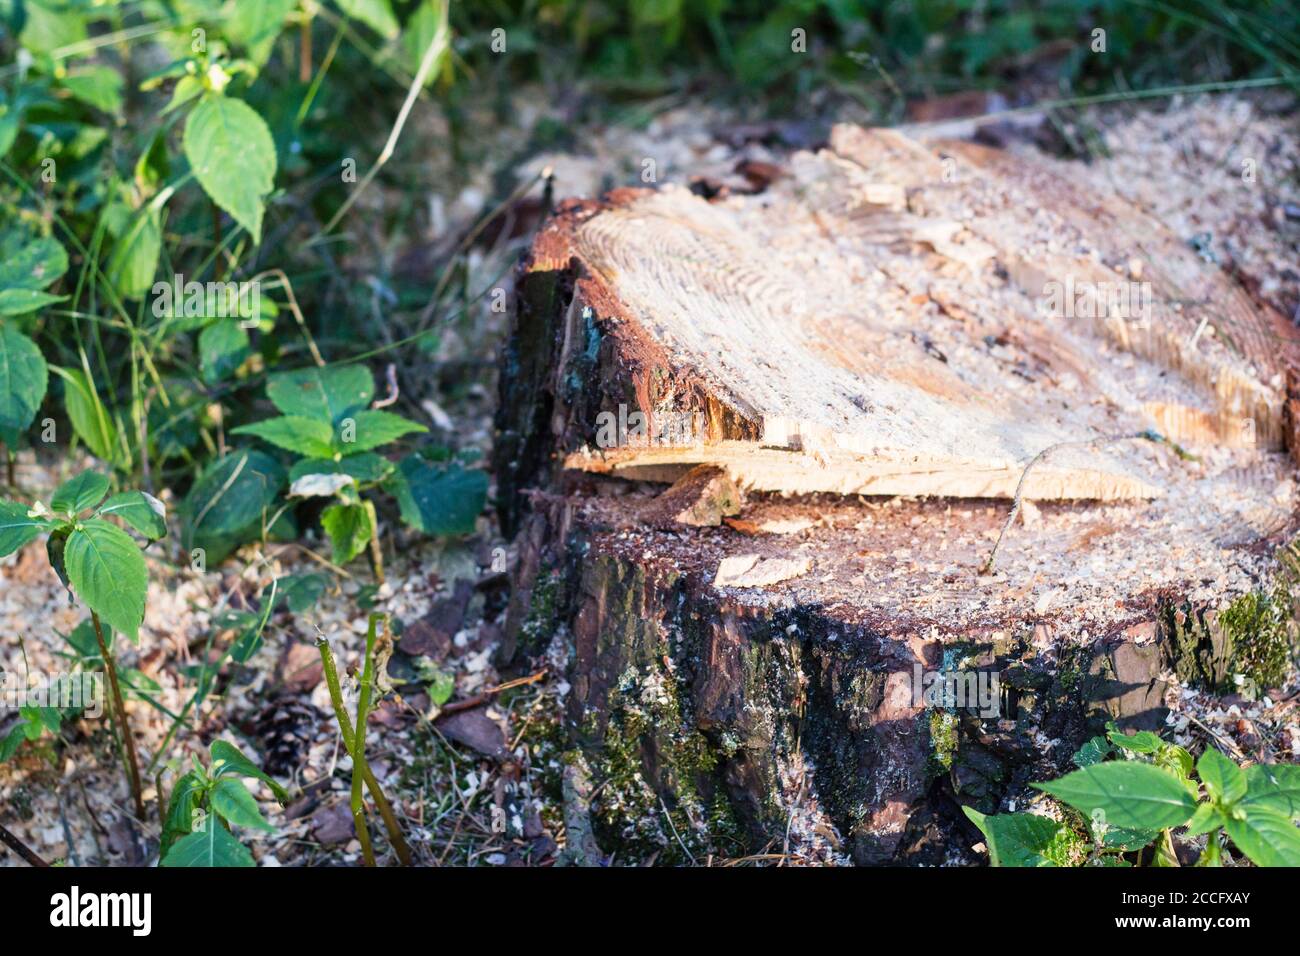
[0,470,166,818]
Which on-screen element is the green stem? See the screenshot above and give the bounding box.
[317,624,411,865]
[93,611,145,820]
[364,498,385,586]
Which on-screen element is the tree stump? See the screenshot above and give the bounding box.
[495,118,1300,864]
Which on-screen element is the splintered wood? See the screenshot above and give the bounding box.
[535,120,1299,509]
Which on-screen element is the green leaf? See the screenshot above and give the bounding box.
[64,616,113,660]
[183,96,277,244]
[19,0,87,54]
[198,320,251,385]
[51,366,125,468]
[1033,762,1199,831]
[962,807,1081,867]
[60,66,124,114]
[105,205,162,300]
[160,769,207,855]
[1071,735,1111,768]
[98,490,167,540]
[0,233,68,315]
[320,501,373,565]
[289,452,393,488]
[338,0,399,38]
[159,822,254,867]
[1197,747,1247,805]
[181,450,285,564]
[1107,728,1164,754]
[51,470,110,515]
[1225,807,1300,867]
[1243,764,1300,819]
[226,0,297,66]
[0,325,48,446]
[1184,802,1224,837]
[210,740,289,803]
[64,519,148,641]
[336,409,426,453]
[269,572,327,613]
[0,500,50,558]
[232,415,336,457]
[386,458,486,536]
[210,777,274,831]
[266,365,373,424]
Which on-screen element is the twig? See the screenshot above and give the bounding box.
[981,430,1188,575]
[306,1,449,243]
[0,822,49,867]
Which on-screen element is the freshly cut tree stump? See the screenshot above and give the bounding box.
[495,118,1300,865]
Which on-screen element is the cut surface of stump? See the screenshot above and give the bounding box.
[495,103,1300,865]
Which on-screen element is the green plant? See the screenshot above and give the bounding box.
[159,739,288,867]
[0,469,165,817]
[966,724,1300,867]
[316,612,411,865]
[228,364,485,581]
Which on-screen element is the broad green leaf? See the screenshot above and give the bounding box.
[1225,807,1300,867]
[65,519,148,641]
[0,233,68,315]
[1033,762,1198,831]
[160,769,207,855]
[98,491,167,540]
[338,0,399,38]
[181,450,285,564]
[105,205,162,300]
[266,365,372,424]
[210,740,289,803]
[336,409,426,453]
[51,471,110,515]
[159,822,254,867]
[269,572,327,613]
[386,458,486,536]
[0,500,52,557]
[210,777,274,831]
[0,326,48,446]
[60,66,124,114]
[320,501,373,565]
[232,416,335,457]
[289,452,393,486]
[183,96,277,244]
[1071,735,1111,768]
[226,0,297,66]
[1197,748,1246,805]
[962,807,1081,867]
[46,526,69,591]
[1243,764,1300,819]
[402,0,450,85]
[1183,802,1224,837]
[1100,824,1161,851]
[51,366,126,468]
[198,320,251,384]
[19,0,87,54]
[64,617,113,659]
[1107,728,1164,754]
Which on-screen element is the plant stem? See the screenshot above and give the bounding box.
[316,628,411,865]
[92,611,145,820]
[0,821,49,867]
[364,498,385,586]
